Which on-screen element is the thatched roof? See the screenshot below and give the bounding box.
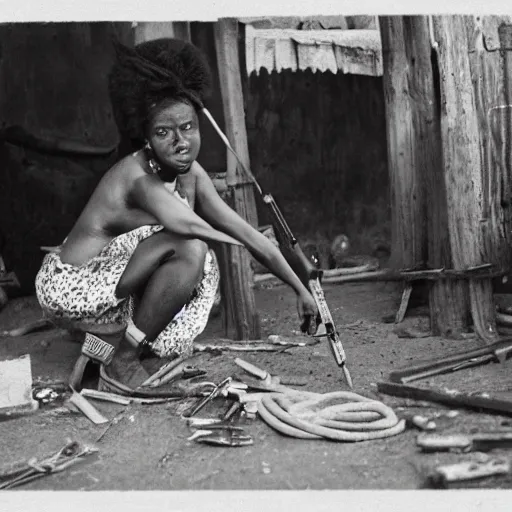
[245,27,382,76]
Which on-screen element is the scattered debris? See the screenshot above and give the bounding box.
[403,414,437,431]
[188,428,254,447]
[0,440,98,489]
[193,343,293,353]
[388,337,512,384]
[95,410,129,443]
[394,327,431,339]
[181,377,232,418]
[377,381,512,416]
[67,388,109,425]
[80,388,131,406]
[0,354,39,420]
[417,431,512,453]
[1,318,53,337]
[429,458,510,488]
[33,387,61,405]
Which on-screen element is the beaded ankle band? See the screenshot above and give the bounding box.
[82,333,116,366]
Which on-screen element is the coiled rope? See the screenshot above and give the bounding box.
[257,390,406,441]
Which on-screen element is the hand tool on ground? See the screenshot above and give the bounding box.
[99,364,216,399]
[202,106,353,389]
[429,458,510,488]
[222,400,243,421]
[67,386,109,425]
[187,427,254,447]
[233,358,306,388]
[417,431,512,453]
[0,440,98,490]
[79,388,132,406]
[233,358,308,389]
[388,337,512,384]
[181,377,233,418]
[377,381,512,417]
[139,356,189,387]
[141,362,205,388]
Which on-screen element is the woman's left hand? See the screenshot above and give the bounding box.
[297,290,319,335]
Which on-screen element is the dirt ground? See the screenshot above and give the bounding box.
[2,279,512,491]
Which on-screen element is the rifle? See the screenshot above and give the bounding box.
[202,109,353,388]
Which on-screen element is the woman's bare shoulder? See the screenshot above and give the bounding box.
[111,151,147,177]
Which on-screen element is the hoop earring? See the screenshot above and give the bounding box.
[144,140,161,175]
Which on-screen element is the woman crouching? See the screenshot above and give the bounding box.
[34,38,318,388]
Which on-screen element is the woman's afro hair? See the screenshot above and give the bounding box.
[108,37,213,145]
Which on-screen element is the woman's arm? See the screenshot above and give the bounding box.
[194,163,310,297]
[130,173,243,247]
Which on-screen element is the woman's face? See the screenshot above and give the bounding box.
[147,100,201,176]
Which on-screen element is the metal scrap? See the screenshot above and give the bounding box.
[188,428,254,447]
[0,440,98,489]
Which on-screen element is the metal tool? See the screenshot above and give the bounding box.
[388,337,512,384]
[139,356,188,387]
[144,364,205,388]
[181,377,232,418]
[0,441,98,490]
[417,431,512,453]
[377,381,512,417]
[430,458,510,487]
[187,428,254,447]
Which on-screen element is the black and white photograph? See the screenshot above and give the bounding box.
[1,0,512,509]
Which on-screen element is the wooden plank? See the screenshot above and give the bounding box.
[133,22,191,44]
[333,45,382,76]
[254,38,276,74]
[379,16,427,270]
[296,43,337,73]
[214,18,260,340]
[433,15,498,344]
[498,23,512,242]
[274,38,298,72]
[244,29,382,76]
[377,381,512,416]
[0,355,38,415]
[469,17,512,270]
[390,16,471,337]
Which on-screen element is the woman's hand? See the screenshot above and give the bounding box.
[297,290,319,335]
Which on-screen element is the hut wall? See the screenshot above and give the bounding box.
[245,69,390,260]
[0,22,133,292]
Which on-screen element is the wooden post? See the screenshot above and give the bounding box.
[466,17,512,271]
[405,16,472,336]
[213,18,260,340]
[432,15,499,343]
[379,16,429,324]
[379,16,427,271]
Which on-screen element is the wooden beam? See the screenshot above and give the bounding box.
[133,22,191,44]
[379,16,427,271]
[213,18,260,340]
[432,15,498,344]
